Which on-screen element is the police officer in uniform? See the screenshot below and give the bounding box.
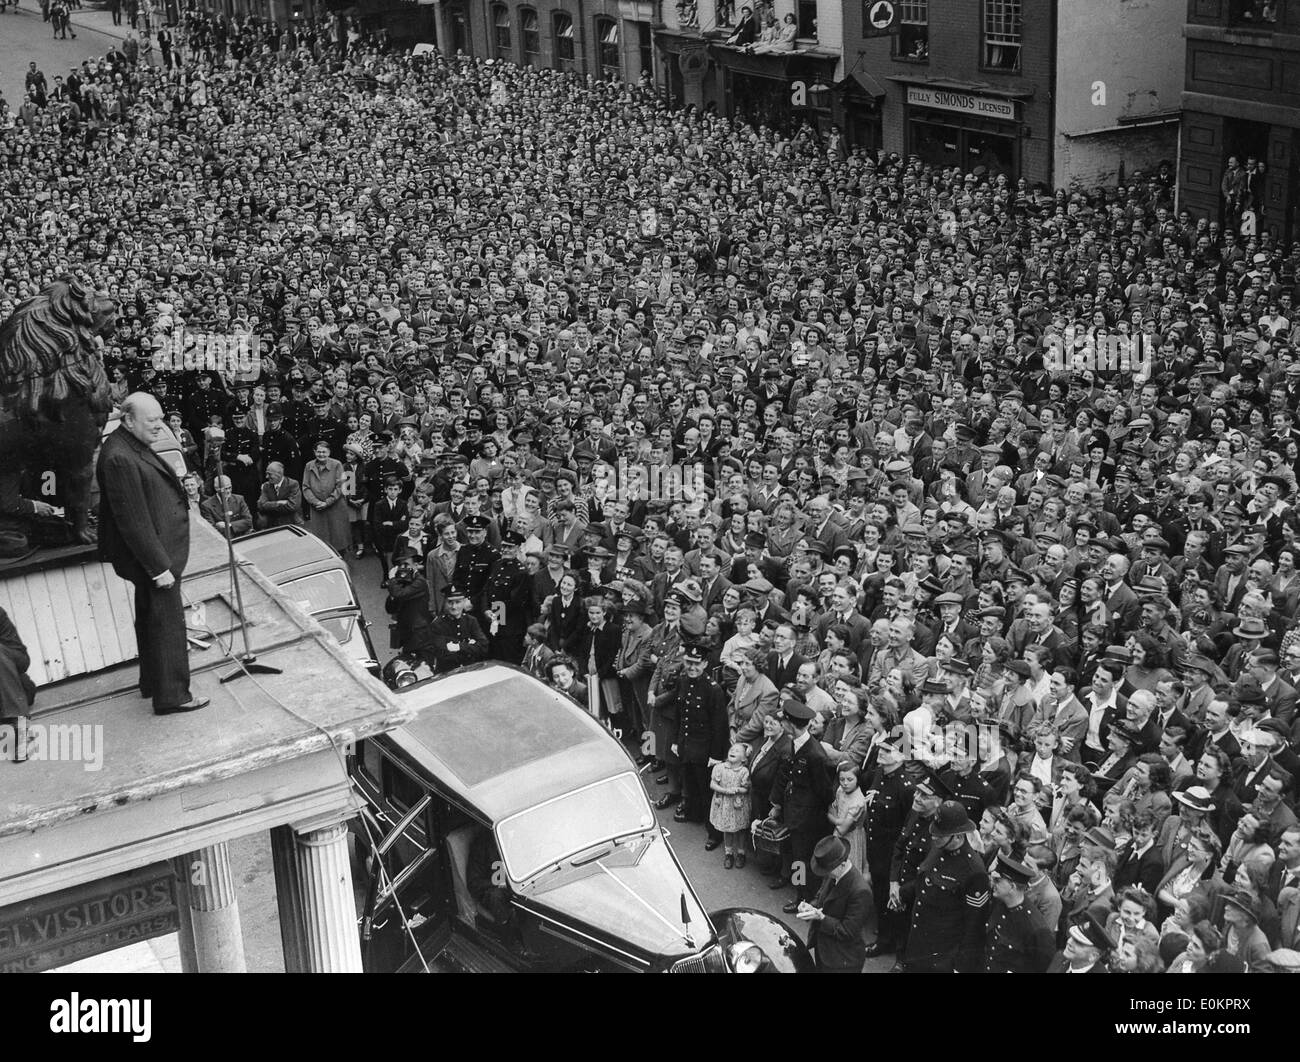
[862,739,922,957]
[429,585,488,672]
[888,771,946,966]
[770,692,834,914]
[455,514,497,624]
[300,399,339,464]
[984,852,1054,973]
[279,377,313,433]
[904,799,991,973]
[184,372,227,440]
[223,404,262,513]
[481,529,531,664]
[261,404,303,482]
[366,434,409,501]
[671,643,730,848]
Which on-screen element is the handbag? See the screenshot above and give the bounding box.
[388,621,402,650]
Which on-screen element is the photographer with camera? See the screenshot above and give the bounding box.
[385,548,436,670]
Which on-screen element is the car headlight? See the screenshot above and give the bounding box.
[727,942,764,973]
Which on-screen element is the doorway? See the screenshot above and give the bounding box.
[447,2,471,55]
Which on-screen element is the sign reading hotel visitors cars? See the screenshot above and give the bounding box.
[906,85,1016,119]
[862,0,900,36]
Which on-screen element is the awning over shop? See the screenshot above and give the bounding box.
[838,68,888,99]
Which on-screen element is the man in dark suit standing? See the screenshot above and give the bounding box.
[798,835,872,972]
[97,394,207,714]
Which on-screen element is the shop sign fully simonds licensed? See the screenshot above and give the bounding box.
[907,85,1016,120]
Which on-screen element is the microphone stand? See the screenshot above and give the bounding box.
[212,443,282,684]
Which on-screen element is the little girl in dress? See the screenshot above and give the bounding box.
[827,760,868,874]
[710,743,752,869]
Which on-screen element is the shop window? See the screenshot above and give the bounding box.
[492,4,511,54]
[797,0,817,40]
[597,18,620,79]
[1228,0,1279,26]
[892,0,928,61]
[521,9,541,62]
[982,0,1021,72]
[555,12,576,68]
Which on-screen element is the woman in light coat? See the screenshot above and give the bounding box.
[302,441,352,552]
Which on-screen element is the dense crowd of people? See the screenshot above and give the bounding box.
[4,6,1300,974]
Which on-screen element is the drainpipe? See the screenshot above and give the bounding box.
[577,0,590,77]
[1046,0,1057,188]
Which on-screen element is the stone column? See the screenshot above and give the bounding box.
[293,821,362,972]
[180,842,247,973]
[270,824,308,974]
[169,857,199,974]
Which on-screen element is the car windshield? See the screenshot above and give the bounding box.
[281,570,356,612]
[317,613,371,663]
[496,773,656,883]
[160,450,186,477]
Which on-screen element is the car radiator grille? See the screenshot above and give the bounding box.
[669,945,727,973]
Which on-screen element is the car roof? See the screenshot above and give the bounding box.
[384,664,633,822]
[234,526,344,583]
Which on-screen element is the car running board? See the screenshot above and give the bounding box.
[439,933,518,974]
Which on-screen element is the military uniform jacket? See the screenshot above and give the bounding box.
[673,674,729,765]
[984,898,1054,973]
[864,765,920,877]
[908,843,990,972]
[648,622,684,701]
[772,736,834,832]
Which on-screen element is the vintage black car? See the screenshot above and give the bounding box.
[349,664,814,973]
[234,526,380,680]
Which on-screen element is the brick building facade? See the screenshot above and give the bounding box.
[1180,0,1300,242]
[654,0,843,129]
[425,0,657,83]
[839,0,1182,191]
[840,0,1052,184]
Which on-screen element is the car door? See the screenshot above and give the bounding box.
[353,747,455,972]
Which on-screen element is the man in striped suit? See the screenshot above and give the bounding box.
[97,393,208,715]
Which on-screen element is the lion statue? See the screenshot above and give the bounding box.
[0,276,117,558]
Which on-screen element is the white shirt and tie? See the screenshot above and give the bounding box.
[1086,690,1117,750]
